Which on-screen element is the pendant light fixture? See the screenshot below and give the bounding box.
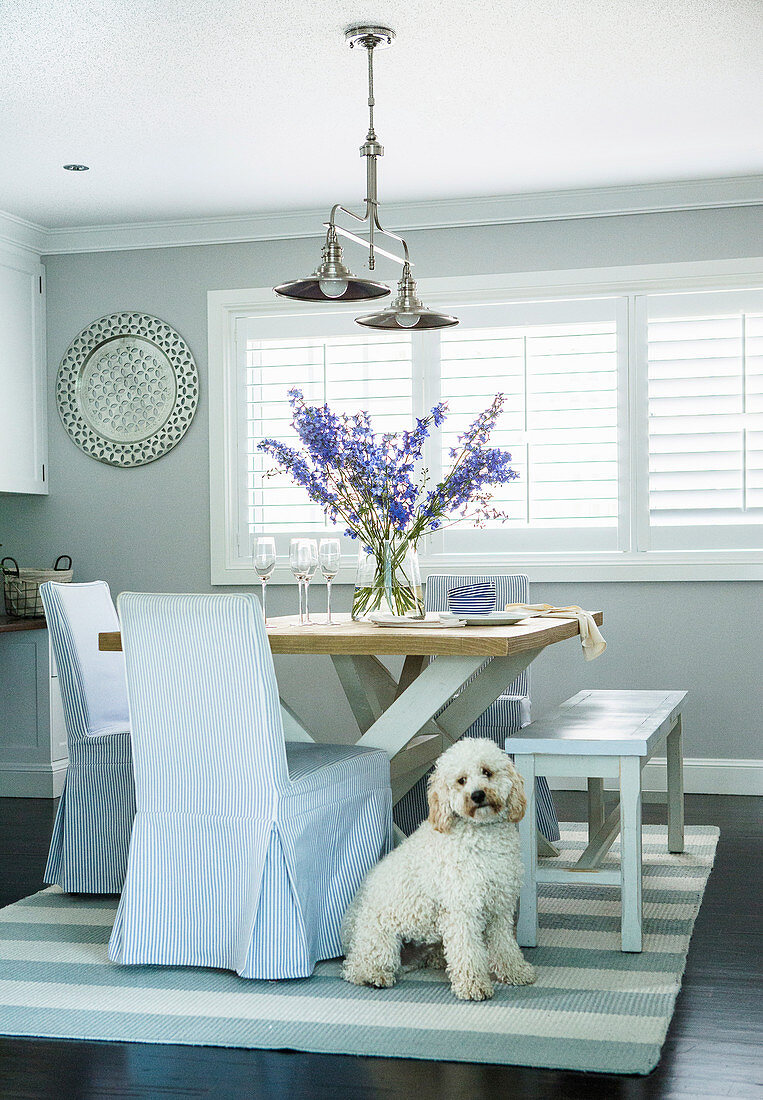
[274,25,458,331]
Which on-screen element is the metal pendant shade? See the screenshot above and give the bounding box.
[271,25,458,330]
[274,233,390,303]
[356,265,458,330]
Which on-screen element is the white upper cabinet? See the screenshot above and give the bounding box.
[0,249,47,494]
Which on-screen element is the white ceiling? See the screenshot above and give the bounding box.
[2,0,762,230]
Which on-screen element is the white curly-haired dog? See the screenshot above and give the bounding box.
[341,737,536,1001]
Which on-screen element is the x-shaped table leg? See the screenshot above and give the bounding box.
[331,649,542,798]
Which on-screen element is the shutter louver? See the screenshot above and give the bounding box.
[647,308,763,527]
[245,334,413,535]
[439,322,619,528]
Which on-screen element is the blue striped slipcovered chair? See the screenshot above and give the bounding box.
[108,592,392,980]
[39,581,136,893]
[394,574,560,842]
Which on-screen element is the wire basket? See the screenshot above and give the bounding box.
[1,556,73,619]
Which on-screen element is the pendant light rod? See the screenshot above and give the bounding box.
[273,24,458,328]
[321,26,413,273]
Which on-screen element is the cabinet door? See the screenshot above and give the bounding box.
[0,252,47,494]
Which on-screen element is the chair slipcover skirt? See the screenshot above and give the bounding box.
[108,593,392,980]
[40,581,136,894]
[45,732,135,894]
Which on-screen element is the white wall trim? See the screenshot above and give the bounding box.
[547,757,762,797]
[0,759,67,799]
[0,174,757,256]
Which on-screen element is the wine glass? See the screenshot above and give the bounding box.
[251,535,276,625]
[289,538,308,625]
[319,538,341,625]
[302,539,319,625]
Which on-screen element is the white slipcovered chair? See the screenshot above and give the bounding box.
[108,592,392,980]
[394,574,560,842]
[39,580,136,893]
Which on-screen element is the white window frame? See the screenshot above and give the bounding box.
[208,258,763,584]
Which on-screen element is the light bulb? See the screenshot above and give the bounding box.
[318,277,348,299]
[395,312,420,328]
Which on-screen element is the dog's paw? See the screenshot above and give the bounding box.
[341,963,365,986]
[450,972,495,1001]
[493,960,536,986]
[368,969,397,989]
[424,946,447,970]
[342,962,397,989]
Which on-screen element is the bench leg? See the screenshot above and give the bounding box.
[620,756,643,952]
[514,754,538,948]
[666,714,685,854]
[537,830,559,858]
[587,777,606,841]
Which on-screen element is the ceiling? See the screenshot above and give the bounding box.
[2,0,762,230]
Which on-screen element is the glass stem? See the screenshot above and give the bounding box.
[298,579,304,625]
[326,578,333,625]
[304,580,311,624]
[261,579,267,625]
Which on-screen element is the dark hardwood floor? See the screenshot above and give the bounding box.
[0,793,760,1100]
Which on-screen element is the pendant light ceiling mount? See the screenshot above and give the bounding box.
[273,25,458,331]
[344,24,395,51]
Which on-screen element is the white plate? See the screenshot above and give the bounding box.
[439,610,542,626]
[368,613,466,629]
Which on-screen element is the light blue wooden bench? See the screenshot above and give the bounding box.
[510,689,687,952]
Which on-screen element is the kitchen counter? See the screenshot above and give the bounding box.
[0,613,46,632]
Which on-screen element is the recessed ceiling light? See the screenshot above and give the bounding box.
[63,164,89,172]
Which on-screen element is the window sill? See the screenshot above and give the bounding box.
[212,550,763,587]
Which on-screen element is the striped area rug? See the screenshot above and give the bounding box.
[0,824,718,1075]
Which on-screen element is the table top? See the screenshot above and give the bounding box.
[509,689,686,756]
[99,611,603,658]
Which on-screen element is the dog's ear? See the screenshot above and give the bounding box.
[428,772,453,833]
[507,763,527,823]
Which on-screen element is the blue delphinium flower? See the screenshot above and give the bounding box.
[256,389,516,549]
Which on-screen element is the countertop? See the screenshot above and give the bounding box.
[0,614,46,633]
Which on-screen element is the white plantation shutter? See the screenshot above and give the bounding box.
[221,281,762,576]
[244,330,413,537]
[440,323,619,526]
[646,289,763,549]
[747,314,763,511]
[434,298,623,553]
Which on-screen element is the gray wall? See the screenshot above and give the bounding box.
[1,206,762,760]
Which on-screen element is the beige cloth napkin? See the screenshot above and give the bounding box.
[505,603,607,661]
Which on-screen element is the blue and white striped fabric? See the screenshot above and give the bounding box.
[108,592,392,980]
[39,581,136,894]
[447,580,497,616]
[394,575,560,842]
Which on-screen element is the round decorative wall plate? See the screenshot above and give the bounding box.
[56,312,199,467]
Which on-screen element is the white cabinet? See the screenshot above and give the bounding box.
[0,622,68,797]
[0,248,47,494]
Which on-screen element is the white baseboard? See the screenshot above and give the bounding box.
[547,757,762,797]
[1,757,758,797]
[0,760,67,799]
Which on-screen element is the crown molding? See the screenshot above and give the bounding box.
[2,175,761,258]
[0,209,47,259]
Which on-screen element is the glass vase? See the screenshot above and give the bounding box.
[352,539,425,620]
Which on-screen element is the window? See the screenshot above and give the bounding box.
[244,331,413,537]
[434,298,624,555]
[209,265,763,582]
[646,290,763,550]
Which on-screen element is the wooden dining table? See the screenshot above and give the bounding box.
[99,611,602,818]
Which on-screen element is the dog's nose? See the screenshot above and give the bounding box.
[471,789,486,804]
